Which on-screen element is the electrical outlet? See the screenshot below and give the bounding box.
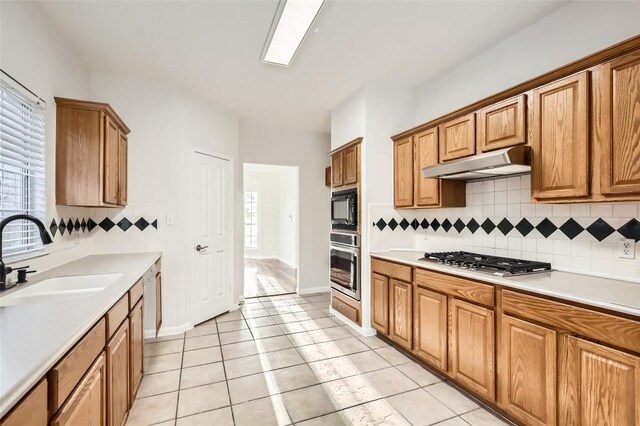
[166,214,175,226]
[618,239,635,259]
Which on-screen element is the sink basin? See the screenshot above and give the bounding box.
[0,273,123,307]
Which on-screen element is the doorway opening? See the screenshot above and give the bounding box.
[243,163,299,298]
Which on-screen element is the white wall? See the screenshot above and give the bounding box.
[0,1,95,272]
[414,1,640,124]
[88,72,241,334]
[330,87,366,150]
[240,120,330,293]
[277,167,298,268]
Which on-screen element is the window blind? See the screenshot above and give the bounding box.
[0,81,46,258]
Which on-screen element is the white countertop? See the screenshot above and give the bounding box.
[371,250,640,318]
[0,253,161,418]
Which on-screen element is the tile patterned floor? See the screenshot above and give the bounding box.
[128,293,511,426]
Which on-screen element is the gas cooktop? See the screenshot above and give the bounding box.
[421,251,552,277]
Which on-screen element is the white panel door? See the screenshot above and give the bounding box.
[192,151,232,325]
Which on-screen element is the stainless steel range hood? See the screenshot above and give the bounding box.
[422,145,531,180]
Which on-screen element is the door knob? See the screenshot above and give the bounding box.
[195,244,208,252]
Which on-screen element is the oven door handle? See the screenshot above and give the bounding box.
[330,244,359,254]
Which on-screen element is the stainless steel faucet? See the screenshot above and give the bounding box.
[0,214,53,291]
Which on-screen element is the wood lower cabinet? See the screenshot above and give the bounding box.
[331,152,343,187]
[155,271,163,335]
[393,136,414,207]
[439,113,476,161]
[389,279,412,350]
[129,300,144,405]
[51,353,107,426]
[449,298,495,400]
[560,337,640,425]
[106,321,129,426]
[413,286,447,370]
[0,379,47,426]
[531,72,589,200]
[371,273,389,335]
[477,94,526,152]
[499,315,557,426]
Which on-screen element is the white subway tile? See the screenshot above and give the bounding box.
[483,191,495,205]
[520,174,531,189]
[507,176,521,190]
[482,180,495,193]
[507,190,520,204]
[494,204,507,217]
[535,204,553,218]
[495,191,507,204]
[552,204,571,218]
[494,178,507,191]
[613,203,637,218]
[507,204,520,217]
[590,203,613,218]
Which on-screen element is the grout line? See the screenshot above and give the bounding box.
[172,335,186,422]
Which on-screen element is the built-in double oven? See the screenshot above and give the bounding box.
[330,232,360,301]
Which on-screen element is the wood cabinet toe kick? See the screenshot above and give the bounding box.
[370,255,640,426]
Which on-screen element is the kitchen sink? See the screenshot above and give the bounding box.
[0,273,123,307]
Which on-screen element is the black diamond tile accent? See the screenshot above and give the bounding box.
[151,219,158,229]
[81,218,87,232]
[375,219,386,231]
[399,218,410,231]
[99,218,115,232]
[410,219,419,230]
[431,219,440,231]
[67,219,74,234]
[442,219,452,232]
[481,219,496,234]
[59,218,66,236]
[135,217,150,231]
[466,219,480,234]
[536,218,557,238]
[586,218,615,242]
[117,218,133,231]
[559,218,584,240]
[515,219,534,237]
[388,218,399,231]
[87,218,97,232]
[420,219,429,229]
[49,219,58,238]
[497,218,514,235]
[618,219,640,242]
[453,219,465,233]
[74,219,81,231]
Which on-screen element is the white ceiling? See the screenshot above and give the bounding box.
[38,1,566,133]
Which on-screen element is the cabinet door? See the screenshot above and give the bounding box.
[414,128,440,207]
[117,131,128,206]
[371,273,389,335]
[394,137,414,208]
[449,298,495,400]
[532,72,589,200]
[0,379,47,426]
[389,279,412,350]
[129,300,144,405]
[439,113,476,161]
[107,321,129,426]
[51,353,107,426]
[103,116,119,205]
[343,146,358,185]
[477,95,526,152]
[499,315,556,426]
[594,49,640,196]
[155,272,162,335]
[331,152,343,187]
[413,286,447,370]
[560,336,640,426]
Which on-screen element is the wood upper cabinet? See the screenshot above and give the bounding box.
[389,279,412,350]
[51,353,107,426]
[499,315,557,426]
[371,273,389,335]
[449,298,495,400]
[55,98,130,207]
[343,145,358,185]
[129,300,144,405]
[560,336,640,425]
[477,94,526,152]
[0,379,47,426]
[393,136,414,207]
[107,321,129,426]
[414,128,440,206]
[594,48,640,197]
[439,113,476,161]
[413,286,447,370]
[331,152,343,187]
[531,72,590,200]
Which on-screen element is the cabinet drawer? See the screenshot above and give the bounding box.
[371,258,412,282]
[129,278,143,309]
[50,318,106,411]
[0,379,48,426]
[502,289,640,354]
[332,296,359,324]
[107,294,129,339]
[414,268,494,307]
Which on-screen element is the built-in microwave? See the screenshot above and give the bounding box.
[331,188,358,231]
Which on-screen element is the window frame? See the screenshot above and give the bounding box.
[244,191,258,249]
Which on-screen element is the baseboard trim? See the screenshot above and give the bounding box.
[145,322,190,339]
[298,285,331,295]
[330,307,377,337]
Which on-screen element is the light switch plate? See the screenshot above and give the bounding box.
[617,239,635,259]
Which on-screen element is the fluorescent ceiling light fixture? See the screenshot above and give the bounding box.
[261,0,326,67]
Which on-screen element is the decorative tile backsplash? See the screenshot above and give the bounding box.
[370,174,640,282]
[48,216,158,238]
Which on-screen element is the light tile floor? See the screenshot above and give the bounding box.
[128,293,511,426]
